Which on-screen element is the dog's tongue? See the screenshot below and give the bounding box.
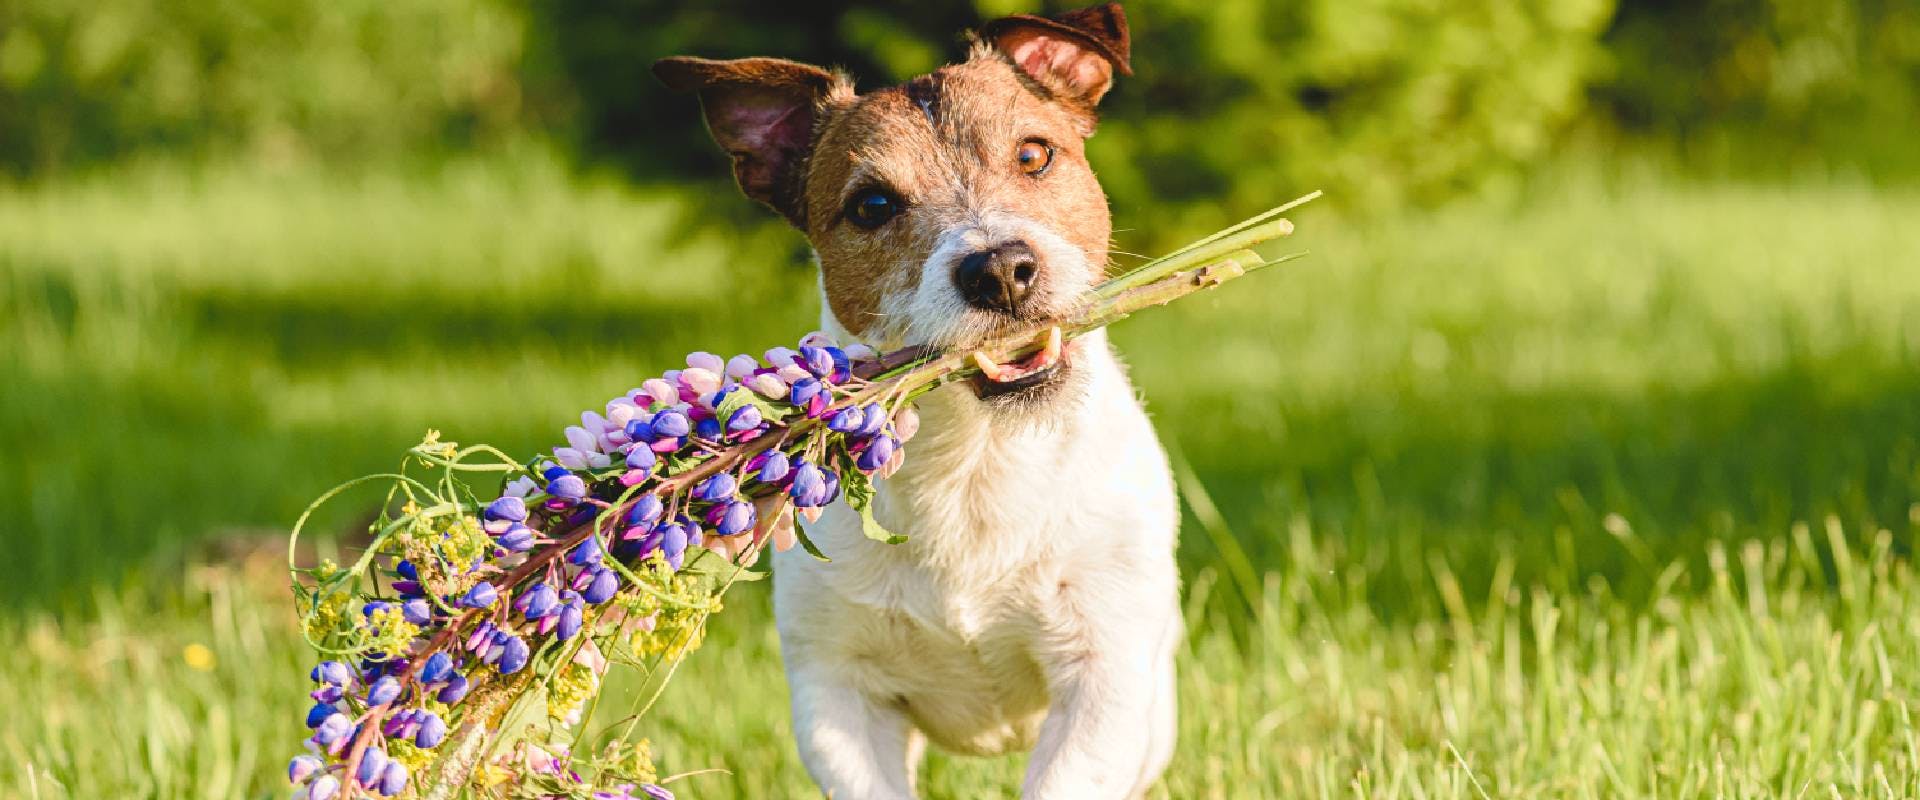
[972,326,1063,383]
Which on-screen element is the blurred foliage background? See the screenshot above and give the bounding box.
[7,0,1918,236]
[4,1,1920,797]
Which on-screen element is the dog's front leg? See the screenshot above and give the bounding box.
[1022,575,1181,799]
[788,663,922,799]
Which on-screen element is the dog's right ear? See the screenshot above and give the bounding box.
[653,56,837,227]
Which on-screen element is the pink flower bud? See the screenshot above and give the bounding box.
[679,367,723,396]
[685,352,725,373]
[748,373,788,399]
[726,354,760,379]
[640,379,677,408]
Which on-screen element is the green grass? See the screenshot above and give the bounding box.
[3,155,1919,797]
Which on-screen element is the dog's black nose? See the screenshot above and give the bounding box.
[955,242,1040,315]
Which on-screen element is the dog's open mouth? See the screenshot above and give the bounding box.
[968,326,1068,399]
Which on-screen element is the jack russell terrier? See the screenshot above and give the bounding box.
[655,5,1179,797]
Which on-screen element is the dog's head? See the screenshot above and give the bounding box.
[656,3,1130,403]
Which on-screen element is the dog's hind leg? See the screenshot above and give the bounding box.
[788,666,921,799]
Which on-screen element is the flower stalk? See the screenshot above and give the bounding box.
[283,192,1316,800]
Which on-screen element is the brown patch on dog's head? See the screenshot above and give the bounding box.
[658,3,1132,353]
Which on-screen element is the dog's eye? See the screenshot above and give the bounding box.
[1016,140,1054,176]
[845,189,902,229]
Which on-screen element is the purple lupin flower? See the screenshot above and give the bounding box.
[418,652,454,684]
[568,536,603,566]
[694,473,737,503]
[627,494,663,527]
[519,582,559,619]
[625,445,656,471]
[582,567,619,604]
[356,747,389,788]
[313,713,352,746]
[307,775,341,800]
[790,462,827,507]
[377,762,409,796]
[497,635,531,674]
[858,435,897,472]
[401,598,432,626]
[436,674,470,704]
[714,500,756,536]
[366,676,401,706]
[758,450,792,483]
[305,702,337,728]
[727,404,763,432]
[789,377,822,407]
[827,405,866,433]
[556,593,585,641]
[497,523,536,552]
[288,754,323,784]
[650,409,690,438]
[484,495,528,523]
[549,473,589,503]
[459,582,497,609]
[414,711,448,748]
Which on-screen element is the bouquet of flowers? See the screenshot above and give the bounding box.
[283,192,1317,799]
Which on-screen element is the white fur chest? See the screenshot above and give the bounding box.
[771,331,1179,754]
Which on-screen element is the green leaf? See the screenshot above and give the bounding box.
[716,386,792,424]
[859,502,907,544]
[791,517,832,562]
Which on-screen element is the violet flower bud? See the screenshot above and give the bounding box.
[694,473,737,503]
[625,445,656,471]
[418,652,454,684]
[660,523,688,560]
[827,406,865,433]
[717,500,757,536]
[627,494,663,527]
[356,748,389,788]
[568,536,603,566]
[484,496,527,523]
[307,775,341,800]
[312,660,354,688]
[401,599,432,626]
[288,754,323,784]
[582,567,619,605]
[856,403,887,437]
[314,713,352,746]
[650,410,690,438]
[497,523,536,553]
[790,463,826,507]
[799,345,836,378]
[758,450,791,483]
[414,711,448,748]
[366,676,401,706]
[459,582,497,609]
[520,582,559,619]
[498,635,531,675]
[395,560,418,581]
[685,351,725,373]
[306,702,338,728]
[858,435,897,472]
[556,596,585,641]
[436,674,469,704]
[378,762,409,796]
[548,474,588,503]
[694,417,722,441]
[788,377,822,407]
[727,404,762,432]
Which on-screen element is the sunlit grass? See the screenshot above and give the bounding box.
[3,157,1919,797]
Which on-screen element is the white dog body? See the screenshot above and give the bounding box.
[774,330,1181,799]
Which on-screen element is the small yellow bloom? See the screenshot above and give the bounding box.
[182,643,216,671]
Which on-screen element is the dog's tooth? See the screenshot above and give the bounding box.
[1037,326,1062,367]
[972,351,1006,381]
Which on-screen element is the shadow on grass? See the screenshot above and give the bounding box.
[6,337,1917,616]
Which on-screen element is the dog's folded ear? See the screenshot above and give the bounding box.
[653,57,836,227]
[982,2,1131,109]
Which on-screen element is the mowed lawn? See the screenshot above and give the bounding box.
[4,156,1920,798]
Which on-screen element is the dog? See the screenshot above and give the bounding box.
[655,5,1180,797]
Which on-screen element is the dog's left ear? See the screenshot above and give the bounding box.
[653,56,837,228]
[981,2,1132,109]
